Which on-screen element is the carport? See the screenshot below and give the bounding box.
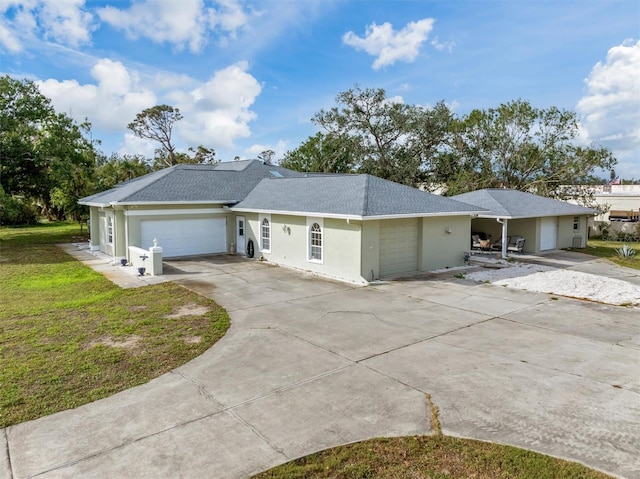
[453,189,596,256]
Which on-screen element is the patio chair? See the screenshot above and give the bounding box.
[507,236,525,254]
[471,234,482,250]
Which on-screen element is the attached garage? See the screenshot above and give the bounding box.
[379,218,418,277]
[540,217,557,251]
[140,217,227,258]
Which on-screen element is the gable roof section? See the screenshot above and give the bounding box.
[79,160,304,206]
[452,189,597,218]
[233,174,486,219]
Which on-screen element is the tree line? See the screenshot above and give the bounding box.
[1,78,617,226]
[0,77,217,225]
[280,86,616,199]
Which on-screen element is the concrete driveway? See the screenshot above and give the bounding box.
[3,254,639,479]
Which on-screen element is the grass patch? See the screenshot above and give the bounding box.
[253,436,612,479]
[575,240,640,270]
[0,222,230,427]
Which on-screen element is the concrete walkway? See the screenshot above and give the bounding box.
[2,250,639,478]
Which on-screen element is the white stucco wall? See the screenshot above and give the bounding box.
[245,214,364,284]
[557,215,589,249]
[360,221,380,281]
[420,216,471,271]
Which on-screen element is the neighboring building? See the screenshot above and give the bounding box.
[590,185,640,222]
[79,160,484,284]
[452,189,596,254]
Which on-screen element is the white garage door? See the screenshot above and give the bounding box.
[379,218,418,277]
[140,217,226,258]
[540,217,557,250]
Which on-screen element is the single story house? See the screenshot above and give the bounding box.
[79,160,485,284]
[452,189,596,256]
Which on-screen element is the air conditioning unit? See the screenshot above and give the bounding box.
[572,235,583,248]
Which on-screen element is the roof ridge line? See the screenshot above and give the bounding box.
[362,174,370,216]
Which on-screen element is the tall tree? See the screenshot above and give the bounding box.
[438,99,617,201]
[127,105,183,167]
[312,85,452,187]
[257,149,275,165]
[150,145,217,170]
[0,76,96,223]
[280,132,356,173]
[188,145,217,164]
[95,153,150,191]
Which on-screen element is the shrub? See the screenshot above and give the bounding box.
[617,230,639,243]
[0,191,38,225]
[599,222,611,240]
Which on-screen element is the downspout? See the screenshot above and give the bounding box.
[496,218,508,258]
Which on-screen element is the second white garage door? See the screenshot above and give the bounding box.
[540,217,557,251]
[140,217,227,258]
[379,218,418,277]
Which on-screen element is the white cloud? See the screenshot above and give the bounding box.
[0,21,22,52]
[175,61,262,150]
[430,35,454,53]
[97,0,251,53]
[342,18,435,70]
[38,0,94,47]
[577,39,640,170]
[120,132,157,159]
[244,140,289,160]
[36,58,157,131]
[0,0,94,52]
[35,58,261,157]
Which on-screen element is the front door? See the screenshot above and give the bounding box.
[236,216,246,254]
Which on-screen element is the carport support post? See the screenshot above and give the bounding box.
[497,218,508,258]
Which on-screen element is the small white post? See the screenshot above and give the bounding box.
[149,239,163,275]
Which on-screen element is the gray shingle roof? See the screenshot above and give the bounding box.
[79,160,304,206]
[452,189,597,218]
[233,174,486,218]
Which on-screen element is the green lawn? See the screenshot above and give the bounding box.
[0,222,230,427]
[253,436,612,479]
[578,239,640,270]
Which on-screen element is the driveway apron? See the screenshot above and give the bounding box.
[3,256,639,479]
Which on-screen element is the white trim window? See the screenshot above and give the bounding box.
[307,217,323,263]
[106,215,114,244]
[573,216,580,231]
[259,214,271,252]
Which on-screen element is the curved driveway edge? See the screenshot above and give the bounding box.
[3,255,640,479]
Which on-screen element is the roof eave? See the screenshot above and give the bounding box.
[78,200,109,207]
[105,200,237,207]
[475,211,596,219]
[231,207,483,220]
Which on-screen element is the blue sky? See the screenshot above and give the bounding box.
[1,0,639,178]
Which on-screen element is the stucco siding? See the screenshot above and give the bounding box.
[420,216,470,271]
[557,215,588,249]
[361,221,380,281]
[114,209,127,259]
[88,207,100,250]
[507,218,539,253]
[246,214,364,284]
